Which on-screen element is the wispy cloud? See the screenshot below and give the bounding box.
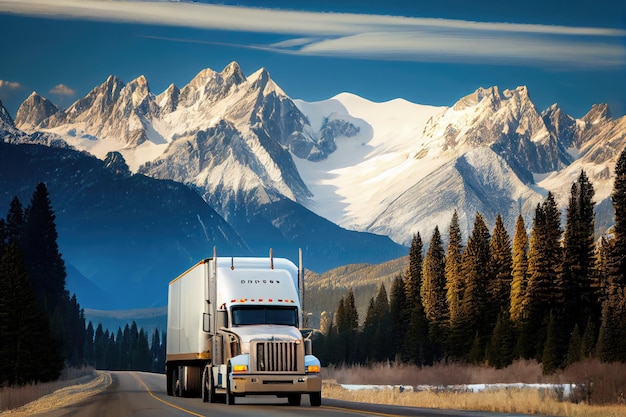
[1,0,624,68]
[50,84,75,96]
[0,80,22,90]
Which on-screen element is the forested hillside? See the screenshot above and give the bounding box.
[315,151,626,374]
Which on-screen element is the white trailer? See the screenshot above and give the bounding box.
[166,249,322,406]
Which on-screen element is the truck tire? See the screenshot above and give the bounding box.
[310,392,321,407]
[202,366,215,403]
[226,365,236,405]
[287,394,301,406]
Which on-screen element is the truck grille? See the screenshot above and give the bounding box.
[255,341,299,372]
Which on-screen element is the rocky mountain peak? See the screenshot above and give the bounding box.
[582,103,612,125]
[221,61,246,86]
[156,83,180,114]
[103,151,131,176]
[15,91,60,130]
[452,86,501,111]
[0,99,16,128]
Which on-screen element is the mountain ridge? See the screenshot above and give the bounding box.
[7,61,626,270]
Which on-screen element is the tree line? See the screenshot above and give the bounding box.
[0,183,166,386]
[83,321,165,373]
[0,183,83,385]
[315,149,626,374]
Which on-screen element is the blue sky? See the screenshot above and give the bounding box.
[0,0,624,119]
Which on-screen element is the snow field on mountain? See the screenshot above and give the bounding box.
[293,93,445,231]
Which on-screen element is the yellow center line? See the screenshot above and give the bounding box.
[131,372,204,417]
[322,404,401,417]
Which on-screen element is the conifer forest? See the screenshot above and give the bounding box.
[315,149,626,374]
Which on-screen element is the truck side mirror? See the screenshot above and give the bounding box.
[304,338,313,356]
[217,309,228,329]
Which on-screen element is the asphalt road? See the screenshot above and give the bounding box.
[35,372,537,417]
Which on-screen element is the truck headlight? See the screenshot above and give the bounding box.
[306,365,320,374]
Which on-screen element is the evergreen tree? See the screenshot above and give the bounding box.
[94,323,106,369]
[404,302,429,366]
[373,284,392,362]
[361,297,377,362]
[5,197,25,246]
[558,171,596,337]
[486,313,515,369]
[406,232,424,308]
[542,312,559,375]
[580,317,596,359]
[23,183,67,314]
[608,147,626,290]
[592,237,612,316]
[566,324,582,366]
[597,147,626,361]
[460,213,491,349]
[0,243,63,385]
[510,215,529,324]
[488,214,512,325]
[388,275,408,361]
[334,289,359,363]
[84,321,95,367]
[421,226,448,325]
[445,211,464,326]
[523,193,562,358]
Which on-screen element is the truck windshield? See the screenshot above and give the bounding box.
[231,306,298,327]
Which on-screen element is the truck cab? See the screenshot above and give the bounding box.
[166,252,322,406]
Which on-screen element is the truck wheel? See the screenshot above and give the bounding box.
[202,366,215,403]
[226,366,236,405]
[310,392,322,407]
[287,394,301,406]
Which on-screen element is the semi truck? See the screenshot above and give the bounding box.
[165,249,322,406]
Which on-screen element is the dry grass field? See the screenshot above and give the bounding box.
[0,368,97,413]
[321,360,626,417]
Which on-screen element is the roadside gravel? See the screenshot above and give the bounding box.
[0,372,112,416]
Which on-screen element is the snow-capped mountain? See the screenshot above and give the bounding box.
[11,61,626,251]
[293,89,626,243]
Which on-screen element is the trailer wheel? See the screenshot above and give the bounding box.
[202,365,215,403]
[166,366,174,396]
[287,394,301,406]
[172,367,181,397]
[310,392,322,407]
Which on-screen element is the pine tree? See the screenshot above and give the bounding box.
[388,275,408,361]
[421,226,448,325]
[510,215,529,324]
[406,232,424,308]
[566,324,582,366]
[373,284,391,361]
[5,197,25,246]
[0,243,63,385]
[445,211,464,326]
[597,147,626,362]
[558,171,596,336]
[461,213,491,348]
[94,323,106,369]
[486,313,515,369]
[361,297,377,362]
[84,321,95,367]
[488,214,512,324]
[542,312,559,375]
[23,183,67,313]
[523,193,562,359]
[608,147,626,290]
